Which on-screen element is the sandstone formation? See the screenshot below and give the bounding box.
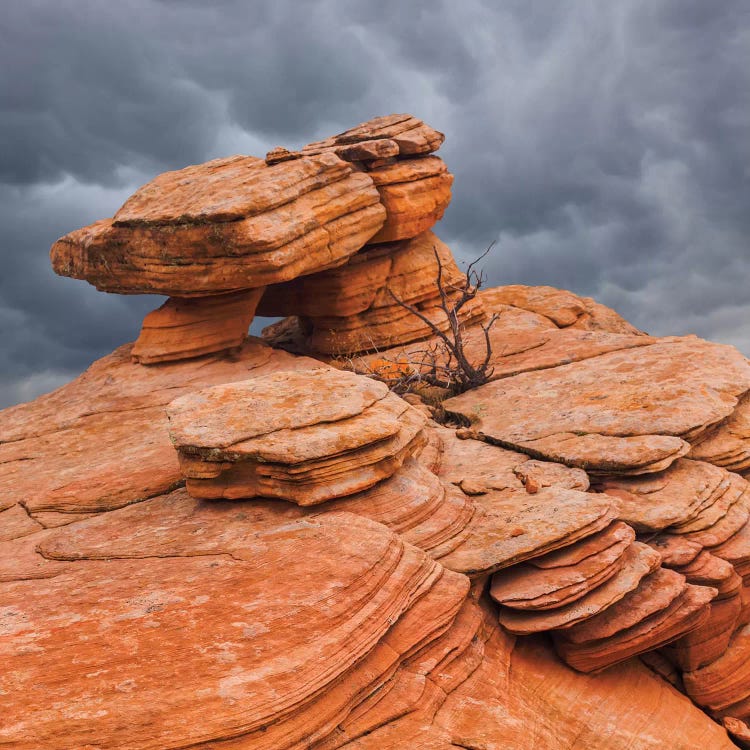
[259,230,485,354]
[8,112,750,747]
[166,368,427,504]
[444,337,750,475]
[131,288,265,364]
[51,114,458,364]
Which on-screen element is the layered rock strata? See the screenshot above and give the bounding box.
[50,114,457,365]
[267,113,453,243]
[444,337,750,475]
[131,288,265,364]
[259,230,485,354]
[167,368,428,504]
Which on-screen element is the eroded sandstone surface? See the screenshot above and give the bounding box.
[3,113,750,747]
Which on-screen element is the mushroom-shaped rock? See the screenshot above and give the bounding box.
[167,368,428,504]
[51,113,454,366]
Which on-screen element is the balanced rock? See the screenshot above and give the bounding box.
[13,106,750,747]
[51,113,454,366]
[167,368,427,504]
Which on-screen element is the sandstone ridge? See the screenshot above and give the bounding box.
[3,114,750,747]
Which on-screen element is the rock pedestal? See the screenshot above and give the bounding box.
[131,289,265,364]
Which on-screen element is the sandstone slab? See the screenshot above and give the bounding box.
[167,369,428,503]
[444,337,750,475]
[0,339,322,524]
[51,153,386,296]
[3,503,468,750]
[496,543,661,634]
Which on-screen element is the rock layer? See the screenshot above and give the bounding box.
[11,109,750,747]
[167,369,428,504]
[131,288,265,364]
[260,230,485,354]
[444,337,750,475]
[51,153,386,296]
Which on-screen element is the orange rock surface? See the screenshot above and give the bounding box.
[167,369,427,503]
[444,337,750,474]
[260,230,486,354]
[132,288,265,364]
[51,153,386,296]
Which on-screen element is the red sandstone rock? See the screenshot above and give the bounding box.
[0,339,322,524]
[366,157,453,243]
[2,505,469,749]
[691,394,750,474]
[51,153,386,296]
[724,716,750,748]
[167,369,428,503]
[295,114,445,159]
[260,230,485,355]
[13,103,750,746]
[683,624,750,716]
[555,583,716,673]
[444,337,750,475]
[132,289,265,364]
[495,543,661,634]
[480,284,646,335]
[597,459,746,532]
[489,524,635,610]
[438,486,616,578]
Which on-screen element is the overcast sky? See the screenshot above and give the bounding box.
[1,0,749,408]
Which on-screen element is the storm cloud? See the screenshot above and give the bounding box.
[1,0,749,407]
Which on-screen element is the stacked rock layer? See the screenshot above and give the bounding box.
[51,113,470,364]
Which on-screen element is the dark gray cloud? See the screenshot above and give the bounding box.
[1,0,749,407]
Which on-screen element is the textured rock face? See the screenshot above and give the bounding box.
[4,308,748,748]
[167,369,427,504]
[50,113,460,365]
[259,230,485,354]
[480,284,645,336]
[131,288,265,364]
[3,502,468,750]
[444,337,750,475]
[51,153,386,296]
[0,338,322,523]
